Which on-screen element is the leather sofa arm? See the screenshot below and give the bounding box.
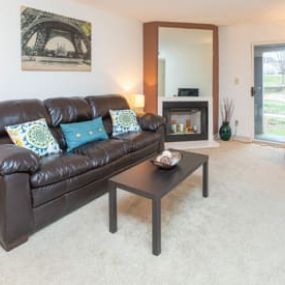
[0,145,40,175]
[137,113,166,131]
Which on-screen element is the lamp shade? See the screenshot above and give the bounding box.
[133,94,145,108]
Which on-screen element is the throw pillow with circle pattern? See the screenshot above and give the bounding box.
[109,109,141,136]
[5,118,61,157]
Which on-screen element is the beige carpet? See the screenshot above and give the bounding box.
[0,142,285,285]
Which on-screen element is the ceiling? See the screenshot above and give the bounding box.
[73,0,285,26]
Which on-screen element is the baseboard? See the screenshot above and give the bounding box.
[253,139,285,148]
[232,136,253,143]
[165,140,220,150]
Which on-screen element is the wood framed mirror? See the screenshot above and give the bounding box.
[143,22,219,133]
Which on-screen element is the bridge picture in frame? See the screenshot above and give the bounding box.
[21,6,92,72]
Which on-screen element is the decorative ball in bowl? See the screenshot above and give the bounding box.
[151,150,182,169]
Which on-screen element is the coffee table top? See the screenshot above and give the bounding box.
[109,150,208,199]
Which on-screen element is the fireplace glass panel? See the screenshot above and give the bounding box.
[169,109,202,135]
[163,101,208,142]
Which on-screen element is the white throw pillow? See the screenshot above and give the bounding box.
[5,118,61,157]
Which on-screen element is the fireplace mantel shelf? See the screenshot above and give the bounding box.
[158,96,212,102]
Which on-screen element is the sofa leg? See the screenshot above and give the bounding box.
[1,234,29,252]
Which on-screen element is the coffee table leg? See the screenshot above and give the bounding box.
[203,160,209,198]
[109,183,117,233]
[152,198,161,256]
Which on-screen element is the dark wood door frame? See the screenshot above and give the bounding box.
[143,21,219,134]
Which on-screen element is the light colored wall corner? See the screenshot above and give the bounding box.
[219,21,285,139]
[0,0,143,101]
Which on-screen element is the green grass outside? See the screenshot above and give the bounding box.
[262,85,285,136]
[264,74,284,86]
[264,116,285,136]
[264,101,285,115]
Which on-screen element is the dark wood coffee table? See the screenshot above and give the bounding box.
[108,150,209,256]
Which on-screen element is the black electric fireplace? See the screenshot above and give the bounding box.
[163,101,208,142]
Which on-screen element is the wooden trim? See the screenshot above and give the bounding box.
[143,23,159,114]
[143,21,219,134]
[146,21,217,30]
[212,26,219,134]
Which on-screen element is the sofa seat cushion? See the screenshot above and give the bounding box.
[31,153,94,188]
[73,139,130,167]
[114,131,161,152]
[32,142,160,208]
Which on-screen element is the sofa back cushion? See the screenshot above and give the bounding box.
[44,97,92,127]
[44,97,92,150]
[86,95,129,119]
[0,136,12,145]
[86,95,129,135]
[0,95,129,146]
[0,99,51,145]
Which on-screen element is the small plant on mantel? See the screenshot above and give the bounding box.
[219,98,234,141]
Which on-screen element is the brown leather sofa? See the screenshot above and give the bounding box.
[0,95,165,251]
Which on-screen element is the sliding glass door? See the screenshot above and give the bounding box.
[254,44,285,143]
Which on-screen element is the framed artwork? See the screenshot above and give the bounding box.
[21,6,92,72]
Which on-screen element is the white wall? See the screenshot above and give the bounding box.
[0,0,142,101]
[158,28,213,98]
[219,21,285,139]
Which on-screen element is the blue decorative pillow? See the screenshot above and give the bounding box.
[109,109,141,136]
[60,117,108,152]
[5,118,61,157]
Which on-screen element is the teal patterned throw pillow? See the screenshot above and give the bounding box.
[109,109,141,136]
[5,118,61,157]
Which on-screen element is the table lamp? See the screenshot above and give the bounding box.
[132,94,145,113]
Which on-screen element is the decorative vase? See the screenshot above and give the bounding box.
[219,121,232,141]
